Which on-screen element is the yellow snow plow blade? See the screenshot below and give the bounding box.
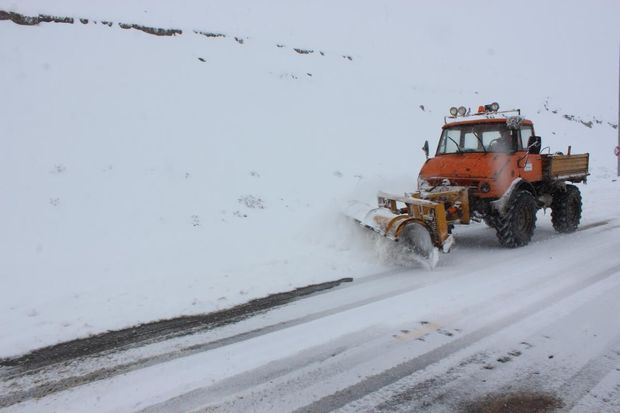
[346,187,469,265]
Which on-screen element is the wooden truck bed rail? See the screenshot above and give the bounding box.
[542,153,589,182]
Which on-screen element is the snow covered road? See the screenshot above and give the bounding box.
[2,212,620,412]
[2,2,620,411]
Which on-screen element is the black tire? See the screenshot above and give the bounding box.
[495,190,537,247]
[483,216,496,228]
[551,184,582,233]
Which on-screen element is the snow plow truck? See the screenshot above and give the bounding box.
[348,103,589,267]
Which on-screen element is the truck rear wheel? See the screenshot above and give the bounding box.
[495,190,537,248]
[483,216,496,228]
[551,185,582,233]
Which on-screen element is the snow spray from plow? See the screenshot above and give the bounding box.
[345,188,466,269]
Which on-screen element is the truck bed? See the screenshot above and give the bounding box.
[541,153,589,182]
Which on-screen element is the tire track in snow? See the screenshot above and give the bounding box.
[139,253,620,413]
[0,253,552,409]
[0,270,462,408]
[347,276,620,412]
[2,220,617,409]
[295,262,620,413]
[556,338,620,411]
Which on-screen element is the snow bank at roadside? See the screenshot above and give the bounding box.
[0,0,618,357]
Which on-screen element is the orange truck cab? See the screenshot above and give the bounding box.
[416,105,588,247]
[419,117,543,199]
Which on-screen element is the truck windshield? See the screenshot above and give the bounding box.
[437,124,515,154]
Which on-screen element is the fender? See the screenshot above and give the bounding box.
[490,178,536,214]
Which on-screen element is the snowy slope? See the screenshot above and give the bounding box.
[0,0,619,357]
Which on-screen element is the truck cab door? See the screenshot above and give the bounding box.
[516,126,542,181]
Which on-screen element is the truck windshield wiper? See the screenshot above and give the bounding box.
[473,131,487,153]
[447,137,463,153]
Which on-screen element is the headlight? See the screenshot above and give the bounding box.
[449,107,458,116]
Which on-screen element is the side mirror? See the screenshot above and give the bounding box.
[527,136,541,154]
[422,140,430,159]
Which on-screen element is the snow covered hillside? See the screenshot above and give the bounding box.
[1,0,619,358]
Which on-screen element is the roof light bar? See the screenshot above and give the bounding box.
[444,102,520,124]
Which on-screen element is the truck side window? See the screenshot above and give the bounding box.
[520,126,533,150]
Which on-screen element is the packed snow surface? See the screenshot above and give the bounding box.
[0,0,619,357]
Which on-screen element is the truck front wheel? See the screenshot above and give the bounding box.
[551,184,582,233]
[495,190,537,248]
